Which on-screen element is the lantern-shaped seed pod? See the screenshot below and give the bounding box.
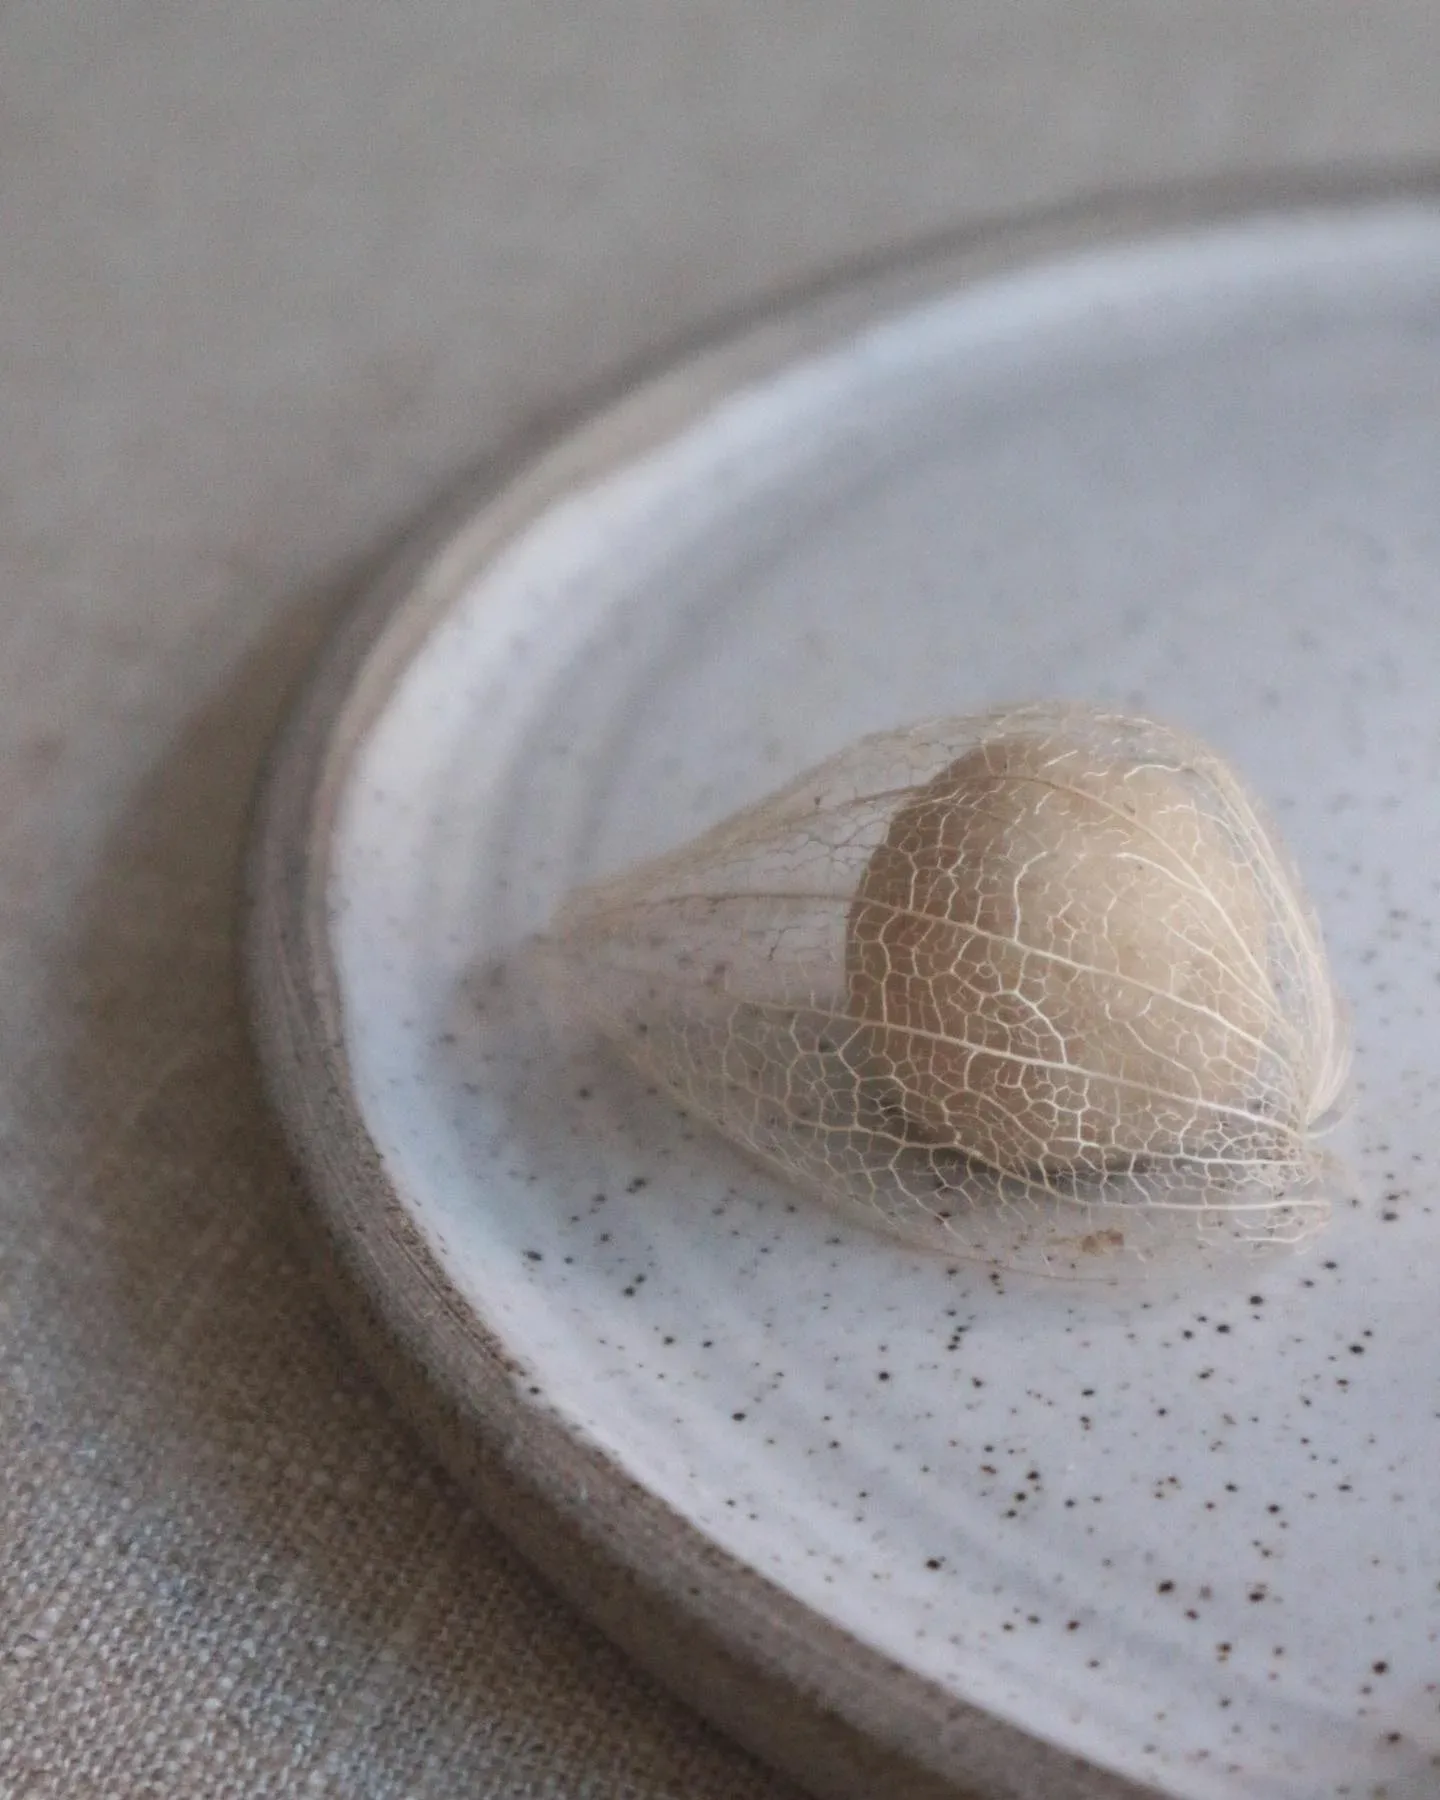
[540,702,1350,1276]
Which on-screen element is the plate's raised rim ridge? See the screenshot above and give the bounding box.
[241,167,1440,1800]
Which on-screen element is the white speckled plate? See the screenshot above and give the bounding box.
[246,177,1440,1800]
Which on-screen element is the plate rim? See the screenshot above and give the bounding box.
[242,165,1440,1800]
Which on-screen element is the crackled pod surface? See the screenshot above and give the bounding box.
[544,702,1349,1275]
[848,731,1275,1173]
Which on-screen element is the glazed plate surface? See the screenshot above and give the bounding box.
[248,181,1440,1800]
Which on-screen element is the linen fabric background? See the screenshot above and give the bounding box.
[4,4,1440,1795]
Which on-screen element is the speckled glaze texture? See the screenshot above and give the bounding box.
[311,196,1440,1798]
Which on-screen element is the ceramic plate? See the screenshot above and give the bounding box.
[246,176,1440,1800]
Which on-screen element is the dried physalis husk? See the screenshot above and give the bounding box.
[540,703,1350,1276]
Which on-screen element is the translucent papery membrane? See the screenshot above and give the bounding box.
[541,704,1347,1277]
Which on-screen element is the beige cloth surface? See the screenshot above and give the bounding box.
[4,5,1440,1795]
